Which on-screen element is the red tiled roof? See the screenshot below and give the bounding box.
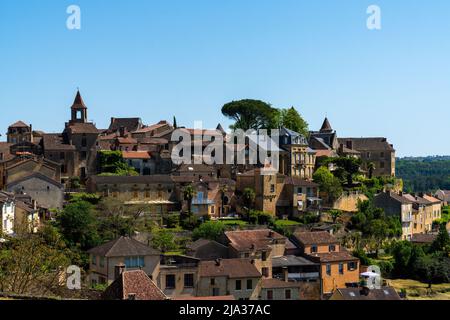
[293,231,338,246]
[199,259,261,279]
[261,279,304,289]
[9,121,29,128]
[307,249,358,263]
[102,270,167,300]
[122,151,151,160]
[225,229,286,252]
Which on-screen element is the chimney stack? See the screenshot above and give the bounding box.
[114,263,126,280]
[215,259,222,266]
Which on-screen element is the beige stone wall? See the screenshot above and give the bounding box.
[333,193,368,212]
[158,266,197,298]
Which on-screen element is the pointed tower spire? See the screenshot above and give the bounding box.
[70,89,88,123]
[72,89,87,109]
[320,117,333,133]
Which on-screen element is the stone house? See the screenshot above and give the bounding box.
[6,172,64,210]
[292,231,360,296]
[374,191,414,240]
[197,259,262,300]
[259,278,320,300]
[186,239,229,261]
[87,236,161,285]
[224,229,287,278]
[157,255,200,299]
[435,190,450,206]
[0,191,15,237]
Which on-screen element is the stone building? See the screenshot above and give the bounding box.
[197,259,262,300]
[292,231,360,296]
[41,91,99,183]
[279,128,316,180]
[337,137,396,177]
[88,236,161,285]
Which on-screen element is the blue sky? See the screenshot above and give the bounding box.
[0,0,449,157]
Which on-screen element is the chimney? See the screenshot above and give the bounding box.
[215,259,222,266]
[250,259,255,265]
[114,264,126,280]
[346,140,353,150]
[283,267,289,282]
[398,191,403,197]
[268,231,274,238]
[119,126,126,137]
[127,293,136,300]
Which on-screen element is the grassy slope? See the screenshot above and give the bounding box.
[388,279,450,300]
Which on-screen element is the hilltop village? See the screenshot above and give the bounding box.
[0,91,449,301]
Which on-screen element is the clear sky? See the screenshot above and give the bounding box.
[1,0,449,157]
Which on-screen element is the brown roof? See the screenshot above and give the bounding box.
[67,123,99,134]
[102,270,167,300]
[71,90,87,109]
[9,121,29,128]
[334,287,401,300]
[320,118,333,132]
[284,177,318,187]
[225,229,286,252]
[422,195,441,204]
[411,233,437,244]
[293,231,338,246]
[117,137,138,144]
[261,279,304,289]
[41,134,76,151]
[122,151,151,160]
[88,236,160,257]
[198,259,261,279]
[337,137,395,152]
[307,250,358,263]
[109,118,143,133]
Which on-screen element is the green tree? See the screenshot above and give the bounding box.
[57,201,100,250]
[329,209,343,224]
[183,184,196,215]
[0,235,70,295]
[277,107,309,137]
[151,229,177,253]
[313,167,343,204]
[242,188,256,220]
[431,224,450,254]
[332,157,362,186]
[192,221,226,241]
[221,99,277,131]
[173,116,178,129]
[98,150,138,176]
[367,162,375,179]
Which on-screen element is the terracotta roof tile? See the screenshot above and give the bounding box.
[293,231,339,246]
[225,229,286,252]
[199,259,261,279]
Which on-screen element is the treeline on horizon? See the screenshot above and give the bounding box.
[396,156,450,193]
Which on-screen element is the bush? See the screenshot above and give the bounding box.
[192,221,226,241]
[180,215,201,230]
[165,214,180,229]
[248,211,275,226]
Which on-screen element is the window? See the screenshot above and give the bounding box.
[212,288,220,296]
[81,151,87,160]
[267,290,273,300]
[326,264,331,276]
[100,257,105,268]
[81,137,87,147]
[91,255,97,265]
[210,206,215,214]
[380,152,385,159]
[235,280,242,291]
[261,251,267,261]
[329,245,336,252]
[145,190,151,198]
[125,256,145,268]
[339,263,344,275]
[60,152,65,160]
[133,191,139,199]
[262,268,269,278]
[247,279,253,290]
[380,161,385,169]
[348,262,357,271]
[184,274,194,288]
[210,278,216,286]
[165,275,176,289]
[285,289,291,300]
[270,184,275,193]
[311,245,318,253]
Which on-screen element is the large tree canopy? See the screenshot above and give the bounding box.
[276,107,309,137]
[221,99,277,131]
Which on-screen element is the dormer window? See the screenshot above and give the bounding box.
[311,245,318,253]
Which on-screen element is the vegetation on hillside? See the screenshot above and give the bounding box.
[396,156,450,192]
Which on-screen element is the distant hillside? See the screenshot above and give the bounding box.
[396,156,450,192]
